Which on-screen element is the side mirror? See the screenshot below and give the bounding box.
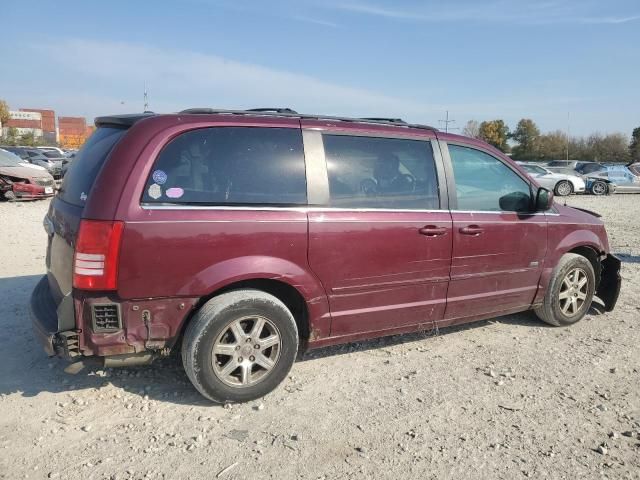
[535,187,553,211]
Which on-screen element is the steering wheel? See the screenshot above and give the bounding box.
[400,174,416,192]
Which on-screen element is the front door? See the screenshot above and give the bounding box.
[305,128,452,337]
[441,141,547,324]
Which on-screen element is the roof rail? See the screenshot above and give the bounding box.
[246,108,298,114]
[360,117,406,124]
[177,108,437,131]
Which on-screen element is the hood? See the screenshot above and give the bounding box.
[554,203,603,225]
[0,164,54,180]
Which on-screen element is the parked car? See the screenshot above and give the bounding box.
[1,146,63,179]
[30,109,621,403]
[517,162,585,196]
[37,146,66,156]
[586,164,640,193]
[627,162,640,176]
[0,148,55,200]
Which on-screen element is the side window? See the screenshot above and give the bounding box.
[142,127,306,205]
[448,144,532,212]
[322,135,439,209]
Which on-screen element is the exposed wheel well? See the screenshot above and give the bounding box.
[568,246,601,287]
[180,279,310,352]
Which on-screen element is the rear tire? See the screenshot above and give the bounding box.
[534,253,595,327]
[554,180,573,196]
[182,290,298,403]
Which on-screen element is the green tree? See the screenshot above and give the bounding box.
[537,130,567,160]
[511,118,540,160]
[630,127,640,163]
[20,131,37,146]
[478,120,510,152]
[586,133,630,163]
[0,99,9,126]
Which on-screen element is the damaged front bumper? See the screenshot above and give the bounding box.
[596,254,621,312]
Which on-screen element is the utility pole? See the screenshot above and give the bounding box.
[566,111,570,161]
[439,110,458,133]
[144,81,149,112]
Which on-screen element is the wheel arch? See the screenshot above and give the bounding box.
[175,256,331,354]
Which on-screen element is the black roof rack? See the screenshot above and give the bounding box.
[360,117,406,124]
[245,107,299,114]
[178,108,437,131]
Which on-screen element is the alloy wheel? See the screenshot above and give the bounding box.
[592,182,607,195]
[558,268,589,316]
[211,315,281,387]
[556,181,572,196]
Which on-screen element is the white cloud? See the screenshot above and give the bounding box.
[329,1,640,25]
[35,38,444,121]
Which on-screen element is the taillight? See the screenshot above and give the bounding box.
[73,220,124,290]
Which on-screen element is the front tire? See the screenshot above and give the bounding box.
[182,290,298,403]
[590,180,608,196]
[554,180,573,196]
[534,253,595,326]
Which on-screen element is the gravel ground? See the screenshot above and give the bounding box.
[0,195,638,480]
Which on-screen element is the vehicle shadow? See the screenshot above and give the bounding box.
[0,274,608,407]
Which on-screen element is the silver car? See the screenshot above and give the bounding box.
[517,162,586,196]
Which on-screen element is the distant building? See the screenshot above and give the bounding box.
[21,108,56,143]
[2,111,43,139]
[59,116,88,149]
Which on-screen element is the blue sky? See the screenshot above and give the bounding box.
[1,0,638,136]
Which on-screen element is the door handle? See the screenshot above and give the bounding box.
[419,225,448,237]
[459,225,484,236]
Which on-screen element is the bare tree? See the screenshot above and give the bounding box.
[462,120,480,139]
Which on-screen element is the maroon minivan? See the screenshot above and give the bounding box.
[31,108,621,403]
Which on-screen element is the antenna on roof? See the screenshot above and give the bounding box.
[143,81,149,112]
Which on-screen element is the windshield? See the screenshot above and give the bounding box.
[0,149,25,167]
[522,164,547,175]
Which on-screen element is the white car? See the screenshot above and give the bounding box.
[517,162,586,196]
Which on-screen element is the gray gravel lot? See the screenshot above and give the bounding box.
[0,195,638,480]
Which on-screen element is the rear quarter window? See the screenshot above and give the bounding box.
[141,127,307,205]
[58,127,126,206]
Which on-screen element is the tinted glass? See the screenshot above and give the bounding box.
[142,127,306,205]
[449,145,532,212]
[322,135,439,209]
[58,127,125,206]
[578,163,605,174]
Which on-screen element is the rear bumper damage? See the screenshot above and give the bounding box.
[596,254,621,312]
[30,276,79,358]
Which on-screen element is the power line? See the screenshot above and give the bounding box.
[438,110,458,133]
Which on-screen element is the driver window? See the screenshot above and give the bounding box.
[448,144,532,212]
[322,134,439,209]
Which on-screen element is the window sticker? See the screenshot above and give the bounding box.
[148,183,162,200]
[166,187,184,199]
[152,170,168,185]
